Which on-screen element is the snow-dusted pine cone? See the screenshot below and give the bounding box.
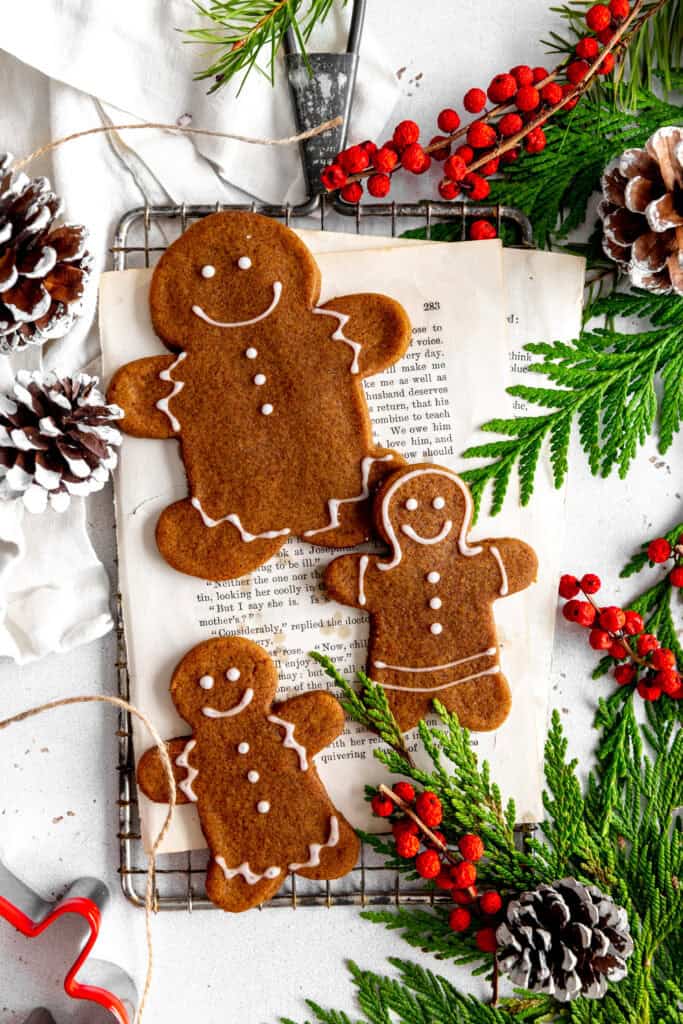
[0,153,92,354]
[496,878,633,1002]
[0,371,122,513]
[599,126,683,295]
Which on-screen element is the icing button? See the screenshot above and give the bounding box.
[261,404,274,416]
[247,770,260,784]
[201,265,216,279]
[253,374,266,386]
[257,800,270,814]
[237,742,249,754]
[237,256,252,270]
[426,571,440,584]
[245,347,258,359]
[430,623,443,635]
[429,597,442,610]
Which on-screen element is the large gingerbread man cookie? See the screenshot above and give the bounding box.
[107,211,411,580]
[324,463,538,733]
[137,636,360,912]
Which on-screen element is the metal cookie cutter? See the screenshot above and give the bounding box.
[0,860,137,1023]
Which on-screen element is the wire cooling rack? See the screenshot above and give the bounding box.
[112,197,534,910]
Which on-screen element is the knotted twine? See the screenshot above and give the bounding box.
[11,117,342,173]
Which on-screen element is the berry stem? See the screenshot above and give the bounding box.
[580,587,647,667]
[466,0,646,175]
[581,589,651,667]
[421,73,560,152]
[378,783,463,866]
[334,0,653,194]
[340,72,564,187]
[615,0,669,52]
[491,957,500,1007]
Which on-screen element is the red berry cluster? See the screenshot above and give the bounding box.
[370,782,502,953]
[320,1,630,210]
[559,552,683,701]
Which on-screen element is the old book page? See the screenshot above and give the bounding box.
[297,231,585,778]
[100,235,583,854]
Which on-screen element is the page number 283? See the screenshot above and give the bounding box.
[423,300,440,312]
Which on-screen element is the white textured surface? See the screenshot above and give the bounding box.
[1,1,682,1021]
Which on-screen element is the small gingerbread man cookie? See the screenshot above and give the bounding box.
[324,463,538,733]
[137,636,360,912]
[107,211,411,581]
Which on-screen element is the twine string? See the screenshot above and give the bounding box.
[0,694,177,1024]
[11,117,343,173]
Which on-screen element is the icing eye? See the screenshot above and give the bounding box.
[432,496,445,510]
[405,498,418,511]
[201,265,216,279]
[237,256,252,270]
[199,675,214,690]
[226,667,241,682]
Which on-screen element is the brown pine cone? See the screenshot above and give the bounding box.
[599,126,683,296]
[0,153,92,354]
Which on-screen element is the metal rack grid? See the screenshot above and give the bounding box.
[112,197,534,910]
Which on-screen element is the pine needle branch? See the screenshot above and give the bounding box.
[186,0,344,93]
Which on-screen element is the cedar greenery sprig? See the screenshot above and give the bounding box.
[459,289,683,518]
[187,0,344,93]
[280,958,558,1024]
[310,651,411,762]
[284,654,682,1023]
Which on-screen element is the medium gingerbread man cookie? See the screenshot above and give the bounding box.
[107,211,411,580]
[324,463,538,733]
[137,636,360,912]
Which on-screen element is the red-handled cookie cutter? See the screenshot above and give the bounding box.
[0,860,137,1023]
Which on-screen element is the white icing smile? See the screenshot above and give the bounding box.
[192,281,282,328]
[401,520,453,545]
[202,688,254,718]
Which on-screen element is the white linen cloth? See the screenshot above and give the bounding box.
[0,1,399,663]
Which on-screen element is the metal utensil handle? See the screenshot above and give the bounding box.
[284,0,367,196]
